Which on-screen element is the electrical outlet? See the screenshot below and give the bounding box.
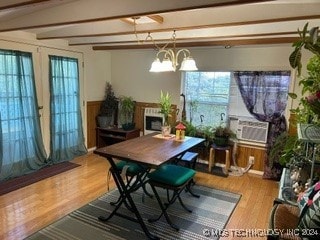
[249,156,255,165]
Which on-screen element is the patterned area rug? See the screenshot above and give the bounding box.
[27,185,241,240]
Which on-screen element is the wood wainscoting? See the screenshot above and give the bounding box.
[236,143,266,171]
[133,101,177,132]
[86,101,101,149]
[86,101,177,149]
[87,100,264,171]
[87,101,301,172]
[87,102,300,172]
[202,142,266,172]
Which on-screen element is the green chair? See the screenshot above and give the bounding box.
[109,160,152,206]
[175,151,198,170]
[147,164,197,231]
[173,151,199,195]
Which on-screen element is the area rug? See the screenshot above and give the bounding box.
[26,185,241,240]
[0,161,80,196]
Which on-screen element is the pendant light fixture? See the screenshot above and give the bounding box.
[131,17,198,72]
[149,31,198,72]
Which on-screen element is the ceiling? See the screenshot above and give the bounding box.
[0,0,319,50]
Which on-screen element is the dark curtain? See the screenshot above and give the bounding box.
[234,71,291,180]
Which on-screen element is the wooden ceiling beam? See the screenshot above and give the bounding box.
[70,31,297,46]
[37,14,320,40]
[0,0,272,32]
[147,15,164,24]
[0,0,51,10]
[91,37,299,50]
[120,15,163,25]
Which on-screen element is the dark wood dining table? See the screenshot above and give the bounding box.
[94,132,204,240]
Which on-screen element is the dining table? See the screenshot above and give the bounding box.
[94,132,204,240]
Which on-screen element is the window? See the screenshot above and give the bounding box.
[182,71,291,129]
[182,72,231,128]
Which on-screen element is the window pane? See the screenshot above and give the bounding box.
[183,72,231,128]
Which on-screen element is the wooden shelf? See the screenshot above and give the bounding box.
[96,127,140,148]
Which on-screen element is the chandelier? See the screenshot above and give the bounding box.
[149,30,198,72]
[131,17,197,72]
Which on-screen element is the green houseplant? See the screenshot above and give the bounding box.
[119,95,135,130]
[159,91,173,136]
[289,23,320,124]
[194,125,213,145]
[270,23,320,180]
[212,125,235,147]
[97,82,118,128]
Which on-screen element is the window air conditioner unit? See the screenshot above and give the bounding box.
[237,119,269,144]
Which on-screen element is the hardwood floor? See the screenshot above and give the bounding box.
[0,153,279,240]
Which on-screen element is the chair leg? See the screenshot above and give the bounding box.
[185,181,200,198]
[177,195,192,213]
[110,186,134,212]
[141,182,153,202]
[190,156,197,186]
[191,156,197,170]
[111,171,152,208]
[148,184,179,231]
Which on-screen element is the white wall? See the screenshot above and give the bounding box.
[109,44,308,122]
[82,50,112,101]
[110,49,181,104]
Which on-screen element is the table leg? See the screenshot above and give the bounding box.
[99,157,159,240]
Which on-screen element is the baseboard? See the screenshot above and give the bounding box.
[247,169,264,175]
[88,147,96,153]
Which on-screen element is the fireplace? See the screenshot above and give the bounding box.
[144,108,164,135]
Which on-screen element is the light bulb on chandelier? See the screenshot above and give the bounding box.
[131,18,198,72]
[149,31,198,72]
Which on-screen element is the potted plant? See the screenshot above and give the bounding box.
[119,95,135,130]
[212,125,235,147]
[159,91,173,136]
[97,82,118,128]
[289,23,320,124]
[182,120,197,137]
[195,125,214,147]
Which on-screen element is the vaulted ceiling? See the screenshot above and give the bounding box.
[0,0,319,50]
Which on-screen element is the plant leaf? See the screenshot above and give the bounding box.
[309,26,319,45]
[288,92,297,99]
[302,22,309,39]
[289,49,302,74]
